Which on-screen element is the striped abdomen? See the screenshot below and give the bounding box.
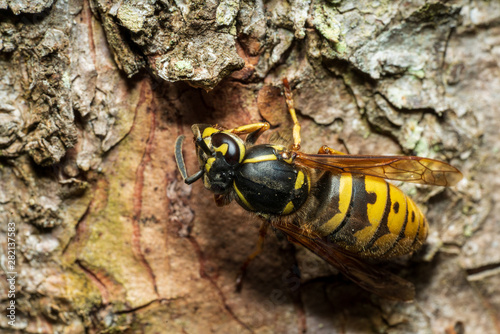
[303,172,428,258]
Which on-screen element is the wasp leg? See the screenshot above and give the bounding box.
[228,122,270,136]
[317,145,347,155]
[235,220,270,292]
[228,122,271,145]
[283,78,301,151]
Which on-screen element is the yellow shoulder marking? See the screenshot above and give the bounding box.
[243,155,277,164]
[282,201,295,215]
[233,181,254,211]
[202,127,219,138]
[214,143,228,156]
[295,171,305,190]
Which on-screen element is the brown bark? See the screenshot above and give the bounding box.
[0,0,499,333]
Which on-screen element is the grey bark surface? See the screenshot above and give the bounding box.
[0,0,499,333]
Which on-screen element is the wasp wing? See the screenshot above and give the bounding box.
[294,152,462,186]
[274,221,415,301]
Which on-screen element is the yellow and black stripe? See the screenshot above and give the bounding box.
[305,172,427,259]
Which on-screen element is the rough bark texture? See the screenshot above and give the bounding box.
[0,0,498,333]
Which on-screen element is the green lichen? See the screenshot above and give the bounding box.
[76,112,160,309]
[173,60,194,77]
[313,2,341,43]
[409,3,455,23]
[216,0,240,27]
[402,120,424,151]
[117,4,147,33]
[414,138,430,157]
[62,70,71,89]
[320,38,348,60]
[64,267,102,314]
[408,68,425,79]
[334,40,347,54]
[463,223,473,237]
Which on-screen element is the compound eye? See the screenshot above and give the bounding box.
[211,133,241,165]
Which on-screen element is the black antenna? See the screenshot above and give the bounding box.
[196,137,212,156]
[174,135,204,184]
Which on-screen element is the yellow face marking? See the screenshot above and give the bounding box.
[233,181,254,211]
[205,157,216,173]
[214,131,246,163]
[318,173,353,236]
[234,138,246,163]
[203,174,211,189]
[203,137,212,149]
[202,127,219,138]
[354,176,388,247]
[282,201,295,215]
[295,171,305,190]
[214,143,228,156]
[243,154,277,164]
[369,184,408,256]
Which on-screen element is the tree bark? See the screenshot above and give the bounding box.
[0,0,499,333]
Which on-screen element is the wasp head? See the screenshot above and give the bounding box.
[175,125,246,194]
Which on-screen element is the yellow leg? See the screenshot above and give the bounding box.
[283,78,301,151]
[235,220,269,292]
[228,122,270,135]
[228,122,270,145]
[318,145,346,155]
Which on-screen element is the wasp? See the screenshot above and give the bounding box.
[174,79,463,301]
